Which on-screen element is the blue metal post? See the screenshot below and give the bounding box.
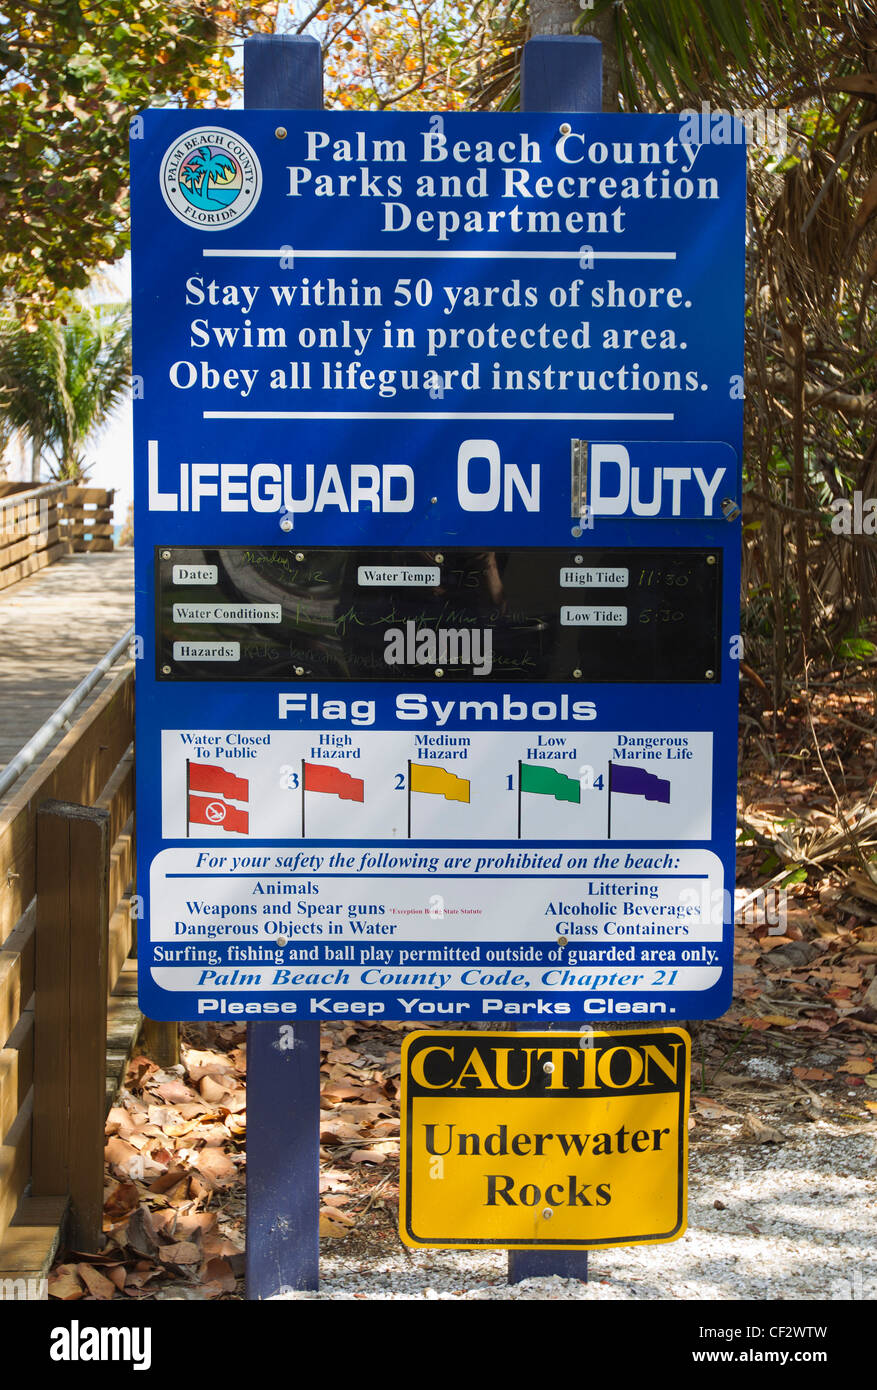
[508,33,602,1288]
[244,32,323,110]
[521,34,602,113]
[244,33,323,1300]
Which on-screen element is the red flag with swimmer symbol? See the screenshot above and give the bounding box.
[188,795,249,834]
[186,761,249,835]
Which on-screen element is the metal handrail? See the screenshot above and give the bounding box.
[0,625,135,799]
[0,481,69,514]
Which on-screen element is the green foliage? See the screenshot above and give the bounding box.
[0,300,132,479]
[291,1,523,112]
[835,632,877,662]
[779,865,807,887]
[580,0,813,108]
[0,2,278,311]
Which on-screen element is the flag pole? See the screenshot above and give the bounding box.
[301,759,306,838]
[607,761,613,840]
[517,760,522,840]
[407,759,412,839]
[186,758,190,839]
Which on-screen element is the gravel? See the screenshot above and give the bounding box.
[271,1117,877,1300]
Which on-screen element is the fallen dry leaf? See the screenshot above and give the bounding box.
[149,1211,178,1237]
[106,1106,137,1137]
[174,1211,218,1241]
[103,1180,140,1223]
[148,1166,189,1195]
[157,1241,201,1266]
[122,1206,160,1258]
[371,1118,401,1136]
[741,1014,798,1028]
[125,1057,159,1088]
[190,1122,232,1147]
[77,1263,117,1300]
[740,1114,785,1145]
[124,1267,163,1291]
[319,1213,354,1238]
[48,1265,84,1300]
[151,1080,197,1105]
[104,1136,139,1168]
[832,971,864,988]
[201,1256,238,1292]
[199,1074,235,1105]
[839,1058,875,1075]
[320,1120,363,1144]
[183,1048,237,1082]
[692,1095,738,1118]
[193,1147,237,1186]
[322,1084,366,1101]
[188,1172,213,1202]
[201,1233,242,1259]
[319,1204,355,1227]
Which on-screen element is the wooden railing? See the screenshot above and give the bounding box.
[58,486,115,554]
[0,483,71,594]
[0,663,136,1287]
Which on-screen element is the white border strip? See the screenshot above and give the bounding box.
[203,410,675,421]
[203,248,677,261]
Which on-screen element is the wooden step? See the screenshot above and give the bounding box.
[0,1196,67,1298]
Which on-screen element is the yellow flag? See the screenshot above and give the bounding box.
[409,764,470,803]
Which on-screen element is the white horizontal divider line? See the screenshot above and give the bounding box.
[203,410,675,421]
[202,248,677,261]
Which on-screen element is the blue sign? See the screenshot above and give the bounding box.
[131,111,744,1024]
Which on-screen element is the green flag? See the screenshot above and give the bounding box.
[520,763,581,804]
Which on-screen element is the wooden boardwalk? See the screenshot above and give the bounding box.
[0,548,134,798]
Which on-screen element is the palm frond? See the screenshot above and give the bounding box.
[0,300,130,479]
[579,0,823,108]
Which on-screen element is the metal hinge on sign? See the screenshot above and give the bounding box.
[570,440,588,519]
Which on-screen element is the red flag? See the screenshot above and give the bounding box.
[188,794,249,834]
[188,762,249,801]
[303,762,364,802]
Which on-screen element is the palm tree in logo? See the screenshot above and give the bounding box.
[179,146,238,210]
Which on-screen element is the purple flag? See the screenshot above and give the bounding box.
[610,764,670,804]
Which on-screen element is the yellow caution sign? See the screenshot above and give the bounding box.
[400,1028,689,1251]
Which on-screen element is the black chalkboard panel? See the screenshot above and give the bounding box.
[156,546,722,683]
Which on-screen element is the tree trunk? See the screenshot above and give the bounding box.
[529,0,620,110]
[529,0,580,33]
[789,322,812,657]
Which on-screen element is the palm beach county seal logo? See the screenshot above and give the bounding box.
[159,127,262,230]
